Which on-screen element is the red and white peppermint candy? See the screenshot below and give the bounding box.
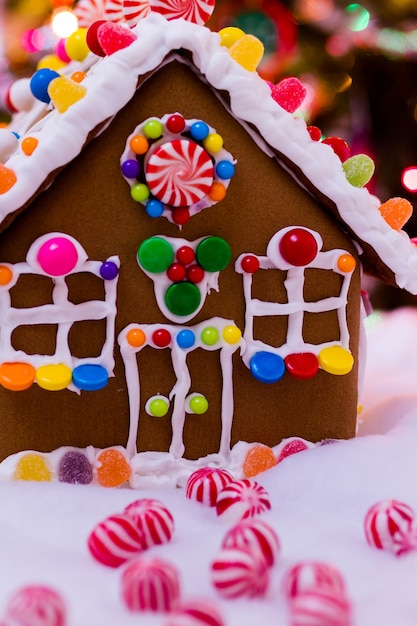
[75,0,124,27]
[186,467,233,507]
[284,562,346,600]
[124,498,174,548]
[88,513,145,567]
[105,0,125,22]
[289,588,351,626]
[211,546,269,599]
[166,600,225,626]
[4,586,66,626]
[364,499,417,556]
[222,518,280,567]
[122,0,151,27]
[216,479,271,523]
[121,557,180,612]
[151,0,215,24]
[145,139,214,207]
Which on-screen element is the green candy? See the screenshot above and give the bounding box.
[342,154,375,188]
[138,237,174,273]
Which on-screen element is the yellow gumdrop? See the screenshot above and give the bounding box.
[15,453,52,482]
[48,76,87,113]
[37,54,67,71]
[65,28,89,62]
[318,346,354,375]
[36,363,72,391]
[229,34,264,72]
[378,197,413,231]
[218,26,245,48]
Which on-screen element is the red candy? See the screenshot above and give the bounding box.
[211,546,269,599]
[222,518,280,567]
[122,0,151,27]
[216,479,271,522]
[186,467,233,507]
[86,20,107,56]
[307,125,322,141]
[276,437,312,463]
[289,588,351,626]
[284,562,346,599]
[279,228,318,266]
[152,0,215,25]
[321,136,351,162]
[88,513,145,567]
[240,254,260,273]
[120,557,181,612]
[96,21,137,55]
[166,600,225,626]
[4,585,66,626]
[364,499,417,556]
[271,77,307,113]
[124,498,174,548]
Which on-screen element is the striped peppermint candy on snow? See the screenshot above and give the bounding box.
[222,518,280,567]
[211,546,269,599]
[364,499,417,556]
[284,562,346,599]
[121,557,181,612]
[216,479,271,523]
[122,0,151,27]
[186,467,233,507]
[4,586,66,626]
[75,0,125,27]
[151,0,215,25]
[288,588,352,626]
[87,513,145,567]
[124,498,174,548]
[165,600,225,626]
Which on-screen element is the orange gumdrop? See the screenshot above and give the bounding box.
[0,164,17,194]
[96,449,131,487]
[378,197,413,231]
[243,444,276,478]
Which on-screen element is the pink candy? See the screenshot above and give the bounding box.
[284,562,346,599]
[124,498,174,548]
[120,557,181,612]
[87,513,145,567]
[364,499,417,556]
[3,586,66,626]
[211,546,269,599]
[166,600,225,626]
[216,479,271,522]
[271,77,307,114]
[186,467,233,507]
[97,21,137,55]
[222,518,280,567]
[276,437,312,464]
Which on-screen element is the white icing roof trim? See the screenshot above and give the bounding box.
[1,13,417,293]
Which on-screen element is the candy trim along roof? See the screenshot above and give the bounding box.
[2,12,417,293]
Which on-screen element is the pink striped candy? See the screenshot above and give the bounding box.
[152,0,215,25]
[211,546,269,599]
[186,467,233,507]
[284,562,346,599]
[120,557,181,612]
[222,518,280,567]
[166,600,225,626]
[145,139,213,207]
[216,479,271,523]
[122,0,150,27]
[364,499,417,556]
[124,498,174,548]
[289,588,351,626]
[4,586,66,626]
[87,513,145,567]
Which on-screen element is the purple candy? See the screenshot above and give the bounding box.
[99,261,119,280]
[121,159,140,179]
[58,451,93,485]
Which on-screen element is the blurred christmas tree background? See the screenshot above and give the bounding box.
[1,0,417,305]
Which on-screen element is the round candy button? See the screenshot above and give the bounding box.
[37,236,79,276]
[138,237,174,273]
[250,351,285,383]
[176,329,195,349]
[279,228,318,266]
[165,281,201,317]
[196,236,231,272]
[318,346,354,375]
[35,363,72,391]
[72,364,109,391]
[284,353,319,380]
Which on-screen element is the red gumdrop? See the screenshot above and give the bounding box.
[321,136,351,162]
[279,228,318,266]
[277,438,310,463]
[307,126,322,141]
[97,21,137,56]
[271,77,307,113]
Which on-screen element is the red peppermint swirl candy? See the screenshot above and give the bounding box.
[211,546,269,599]
[4,586,66,626]
[122,0,150,27]
[151,0,215,24]
[124,498,174,548]
[289,588,352,626]
[222,518,280,567]
[166,600,225,626]
[75,0,124,27]
[121,557,181,612]
[216,479,271,523]
[145,139,214,207]
[186,467,233,507]
[87,513,145,567]
[284,562,346,600]
[364,499,417,556]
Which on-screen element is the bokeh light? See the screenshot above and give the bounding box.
[51,8,78,38]
[345,4,371,32]
[401,166,417,192]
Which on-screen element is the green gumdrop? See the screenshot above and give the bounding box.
[342,154,375,188]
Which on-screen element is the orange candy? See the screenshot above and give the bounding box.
[243,444,276,478]
[209,182,226,201]
[0,264,13,285]
[130,135,149,155]
[378,197,413,231]
[71,71,86,83]
[126,327,146,348]
[21,137,38,156]
[0,362,36,391]
[0,164,17,194]
[337,253,356,273]
[96,449,131,487]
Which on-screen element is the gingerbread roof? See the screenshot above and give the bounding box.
[2,12,417,293]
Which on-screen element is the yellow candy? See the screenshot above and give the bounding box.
[15,453,51,482]
[48,76,87,113]
[35,363,72,391]
[65,28,89,62]
[222,325,242,344]
[37,54,67,71]
[229,34,264,72]
[378,197,413,231]
[203,133,223,153]
[218,26,245,48]
[318,346,354,376]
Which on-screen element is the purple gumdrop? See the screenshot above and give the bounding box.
[121,159,140,179]
[58,451,93,485]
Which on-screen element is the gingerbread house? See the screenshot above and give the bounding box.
[0,10,416,476]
